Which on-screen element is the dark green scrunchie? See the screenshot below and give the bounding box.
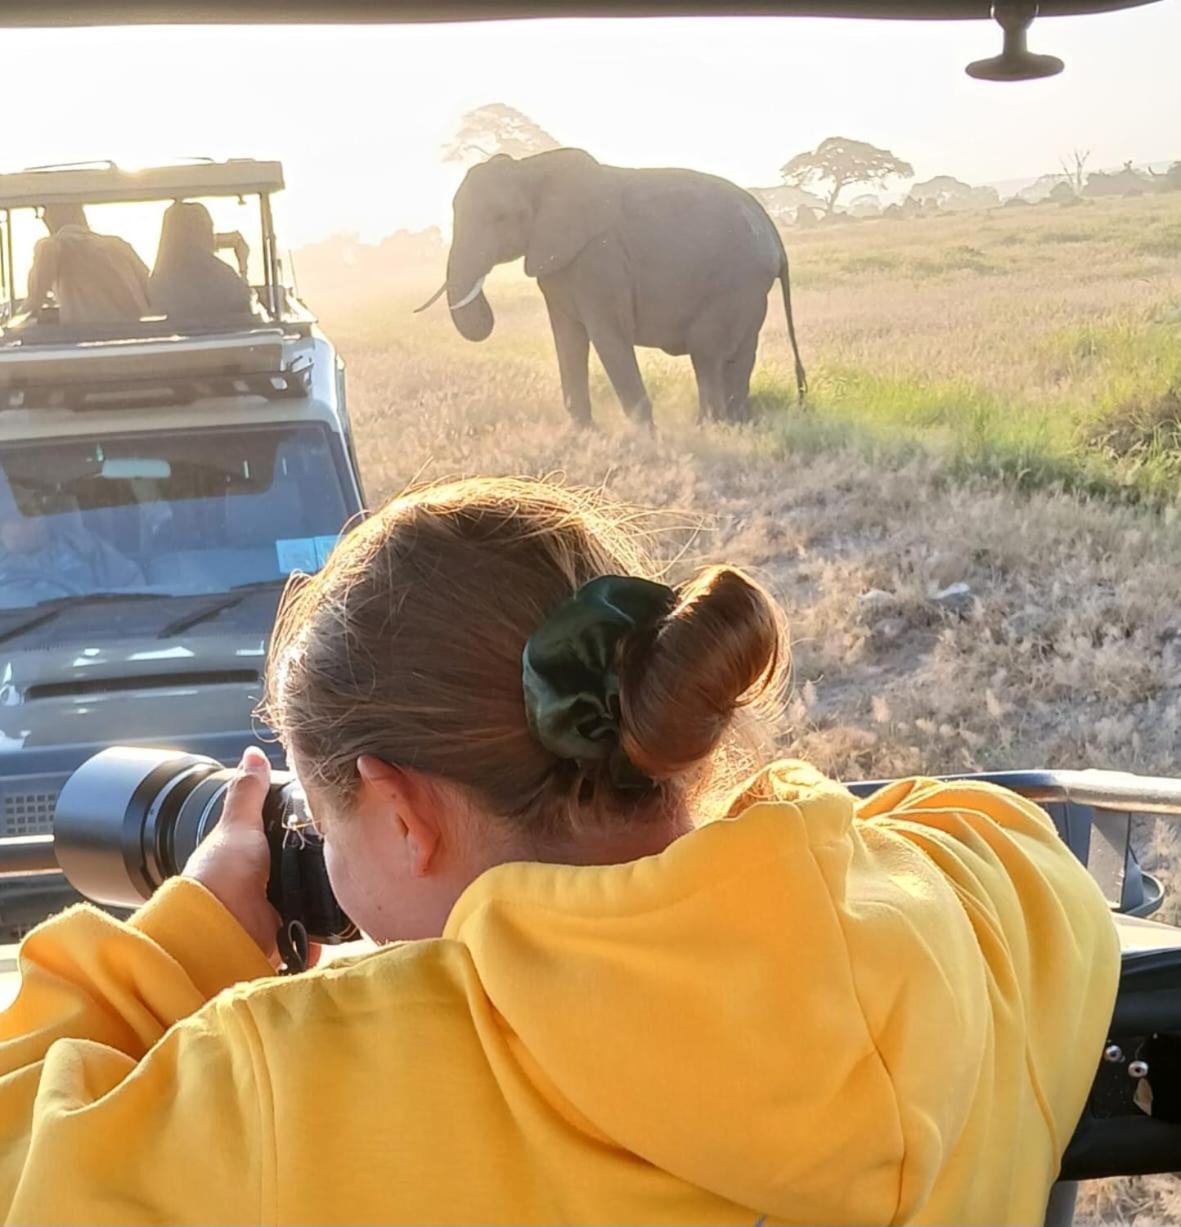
[522,575,677,789]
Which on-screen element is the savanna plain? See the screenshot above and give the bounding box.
[306,192,1181,1222]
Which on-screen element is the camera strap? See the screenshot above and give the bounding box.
[275,840,311,974]
[278,918,310,974]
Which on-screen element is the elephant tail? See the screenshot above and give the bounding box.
[778,256,807,404]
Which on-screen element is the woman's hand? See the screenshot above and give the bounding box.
[183,747,281,965]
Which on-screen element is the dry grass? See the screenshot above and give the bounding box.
[307,191,1181,1220]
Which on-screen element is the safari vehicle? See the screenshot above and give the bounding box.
[0,159,365,932]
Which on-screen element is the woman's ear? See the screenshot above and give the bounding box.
[356,756,440,877]
[524,149,623,280]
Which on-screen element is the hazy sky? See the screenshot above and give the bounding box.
[2,8,1178,248]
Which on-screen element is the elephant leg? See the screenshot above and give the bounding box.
[723,337,758,423]
[691,353,726,423]
[691,354,714,422]
[591,333,654,427]
[546,303,593,426]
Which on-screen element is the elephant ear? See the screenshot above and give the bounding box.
[524,149,622,280]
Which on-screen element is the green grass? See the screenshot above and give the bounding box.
[750,331,1181,506]
[745,195,1181,507]
[1135,221,1181,258]
[1048,322,1181,493]
[840,253,900,276]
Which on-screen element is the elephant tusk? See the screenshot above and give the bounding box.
[413,282,448,314]
[449,276,486,312]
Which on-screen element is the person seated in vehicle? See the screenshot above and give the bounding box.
[21,203,151,325]
[149,201,253,322]
[0,477,1118,1224]
[0,472,143,605]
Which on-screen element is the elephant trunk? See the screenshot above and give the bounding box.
[446,248,495,342]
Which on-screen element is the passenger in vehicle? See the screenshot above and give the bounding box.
[21,203,151,325]
[0,477,1119,1224]
[0,472,143,605]
[149,201,253,322]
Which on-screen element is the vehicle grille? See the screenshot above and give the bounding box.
[3,791,58,837]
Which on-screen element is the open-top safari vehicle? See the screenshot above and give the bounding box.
[0,159,365,930]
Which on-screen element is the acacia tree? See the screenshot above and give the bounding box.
[909,175,999,212]
[1149,161,1181,191]
[908,174,973,209]
[1018,172,1071,203]
[443,103,560,165]
[780,137,914,214]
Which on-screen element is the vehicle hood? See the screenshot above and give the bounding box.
[0,631,268,762]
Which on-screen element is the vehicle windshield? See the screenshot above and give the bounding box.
[0,423,350,610]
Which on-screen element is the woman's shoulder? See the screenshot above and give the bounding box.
[229,937,481,1035]
[719,758,849,817]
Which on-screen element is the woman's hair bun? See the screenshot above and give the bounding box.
[618,565,784,781]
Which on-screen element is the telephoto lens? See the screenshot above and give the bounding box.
[54,747,357,958]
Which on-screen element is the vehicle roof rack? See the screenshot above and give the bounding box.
[0,159,284,208]
[0,365,310,412]
[0,328,310,410]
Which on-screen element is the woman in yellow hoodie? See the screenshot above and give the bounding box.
[0,477,1117,1226]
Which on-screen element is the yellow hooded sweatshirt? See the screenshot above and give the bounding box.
[0,763,1118,1225]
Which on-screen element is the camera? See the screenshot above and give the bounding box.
[54,747,357,964]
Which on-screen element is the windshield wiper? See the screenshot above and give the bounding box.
[157,579,287,640]
[0,607,62,647]
[0,592,168,647]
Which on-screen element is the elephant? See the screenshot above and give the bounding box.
[417,148,807,426]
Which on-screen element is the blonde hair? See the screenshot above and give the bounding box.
[262,477,785,840]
